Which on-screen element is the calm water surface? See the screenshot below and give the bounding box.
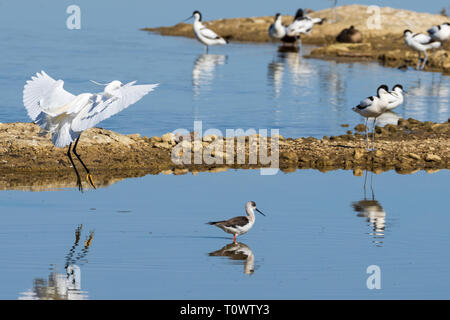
[0,25,449,299]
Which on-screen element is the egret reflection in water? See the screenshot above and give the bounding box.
[209,242,255,275]
[192,54,227,96]
[19,225,94,300]
[352,171,387,247]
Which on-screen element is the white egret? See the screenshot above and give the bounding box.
[23,71,158,191]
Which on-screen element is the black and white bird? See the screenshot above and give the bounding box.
[404,29,441,70]
[352,85,390,151]
[23,71,158,191]
[269,13,288,40]
[186,11,228,52]
[427,22,450,42]
[285,8,325,49]
[207,201,265,243]
[386,84,405,111]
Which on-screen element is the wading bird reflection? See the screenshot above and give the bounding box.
[352,171,386,247]
[209,242,255,274]
[19,225,94,300]
[192,54,227,96]
[23,71,158,192]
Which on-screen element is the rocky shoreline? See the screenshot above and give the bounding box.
[0,119,448,190]
[143,5,450,74]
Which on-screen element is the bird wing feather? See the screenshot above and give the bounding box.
[71,81,158,132]
[23,71,75,121]
[413,33,432,44]
[200,27,221,40]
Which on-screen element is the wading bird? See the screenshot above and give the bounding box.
[403,29,441,70]
[285,8,325,49]
[269,13,288,40]
[207,201,265,243]
[23,71,158,191]
[352,85,390,151]
[427,22,450,42]
[386,84,406,111]
[186,11,228,53]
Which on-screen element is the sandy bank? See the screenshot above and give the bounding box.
[0,119,448,190]
[143,5,450,73]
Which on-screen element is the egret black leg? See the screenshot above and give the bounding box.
[67,143,83,192]
[72,134,96,189]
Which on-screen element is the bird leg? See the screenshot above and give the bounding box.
[233,234,237,244]
[67,143,83,192]
[421,50,428,70]
[73,135,96,189]
[416,52,421,70]
[364,118,369,151]
[371,117,377,151]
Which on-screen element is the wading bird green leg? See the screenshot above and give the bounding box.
[73,135,96,189]
[67,143,83,192]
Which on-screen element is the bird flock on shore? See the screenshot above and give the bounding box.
[17,8,449,242]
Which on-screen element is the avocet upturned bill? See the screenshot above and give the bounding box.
[186,11,228,52]
[403,29,441,70]
[427,22,450,42]
[386,84,406,111]
[23,71,158,192]
[352,85,390,151]
[207,201,265,243]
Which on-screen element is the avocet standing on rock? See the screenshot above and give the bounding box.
[186,11,228,52]
[403,29,441,70]
[207,201,265,243]
[427,22,450,42]
[386,84,406,111]
[23,71,158,192]
[352,85,390,151]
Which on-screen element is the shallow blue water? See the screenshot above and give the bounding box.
[0,169,449,299]
[0,27,449,139]
[0,10,449,300]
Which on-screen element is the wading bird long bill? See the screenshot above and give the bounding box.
[185,10,228,53]
[23,71,158,192]
[207,201,265,243]
[352,84,390,151]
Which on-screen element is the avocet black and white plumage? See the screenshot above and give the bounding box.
[207,201,265,243]
[352,85,390,151]
[186,11,228,52]
[286,8,325,37]
[386,84,405,111]
[404,29,441,70]
[427,22,450,42]
[269,13,287,40]
[23,71,158,192]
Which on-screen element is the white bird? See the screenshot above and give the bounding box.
[286,8,325,37]
[207,201,265,243]
[404,29,441,70]
[23,71,158,191]
[269,13,287,40]
[427,22,450,42]
[186,11,228,53]
[386,84,405,111]
[352,85,390,151]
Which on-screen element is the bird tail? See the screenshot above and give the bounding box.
[429,41,441,49]
[223,35,232,44]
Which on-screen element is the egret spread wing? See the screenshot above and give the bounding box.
[200,27,221,40]
[71,81,158,132]
[23,71,75,120]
